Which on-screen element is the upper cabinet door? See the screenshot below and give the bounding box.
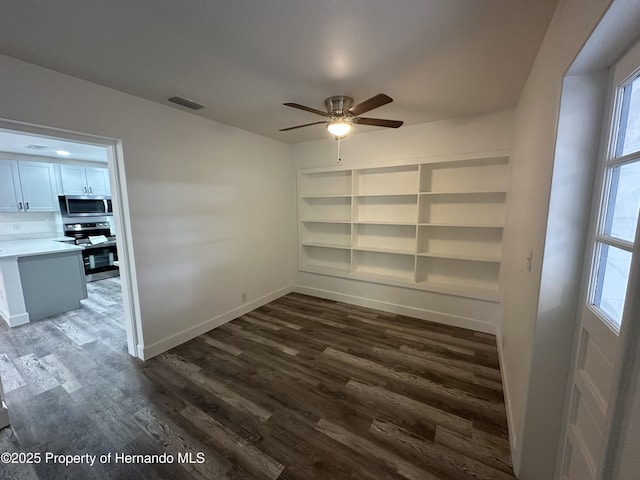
[60,164,88,195]
[85,167,110,196]
[0,160,22,213]
[17,161,57,212]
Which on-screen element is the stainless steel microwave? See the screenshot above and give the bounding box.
[58,195,113,217]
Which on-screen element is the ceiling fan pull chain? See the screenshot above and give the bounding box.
[337,136,342,164]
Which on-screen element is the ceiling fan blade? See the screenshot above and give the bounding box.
[353,117,404,128]
[349,93,393,116]
[283,102,329,117]
[279,121,328,131]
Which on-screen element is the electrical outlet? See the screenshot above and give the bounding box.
[241,292,247,302]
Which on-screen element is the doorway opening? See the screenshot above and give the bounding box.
[0,119,141,358]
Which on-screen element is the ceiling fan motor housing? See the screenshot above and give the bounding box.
[325,96,354,116]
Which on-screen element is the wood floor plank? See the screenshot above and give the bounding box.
[316,418,441,480]
[346,378,473,436]
[199,334,243,356]
[53,321,96,345]
[245,311,303,330]
[434,426,513,474]
[399,345,502,382]
[39,353,82,393]
[157,353,273,422]
[370,420,516,480]
[222,323,299,356]
[15,353,59,394]
[323,347,505,418]
[0,353,26,392]
[133,406,232,480]
[179,403,284,480]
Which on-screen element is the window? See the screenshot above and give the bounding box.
[590,73,640,330]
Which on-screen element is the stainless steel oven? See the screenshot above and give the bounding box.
[63,221,119,281]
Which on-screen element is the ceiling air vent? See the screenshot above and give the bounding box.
[168,96,204,111]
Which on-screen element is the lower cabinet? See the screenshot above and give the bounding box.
[18,251,88,322]
[0,250,87,326]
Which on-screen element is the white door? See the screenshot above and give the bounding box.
[561,41,640,480]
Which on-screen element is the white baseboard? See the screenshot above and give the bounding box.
[293,284,496,334]
[493,327,519,476]
[139,285,293,360]
[1,311,29,328]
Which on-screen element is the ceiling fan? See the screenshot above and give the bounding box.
[280,93,403,138]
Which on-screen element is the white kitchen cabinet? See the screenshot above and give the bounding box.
[60,164,110,196]
[85,167,110,195]
[297,153,509,301]
[0,160,21,213]
[0,160,57,213]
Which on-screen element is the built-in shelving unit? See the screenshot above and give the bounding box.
[297,153,509,301]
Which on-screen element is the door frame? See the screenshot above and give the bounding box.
[0,118,142,358]
[557,36,640,479]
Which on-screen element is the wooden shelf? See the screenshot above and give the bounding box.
[302,242,351,250]
[419,190,507,196]
[300,264,351,277]
[350,270,416,286]
[414,280,500,302]
[297,154,508,302]
[417,251,501,263]
[301,194,352,199]
[354,220,416,226]
[353,246,416,255]
[353,193,418,198]
[419,223,504,229]
[301,219,351,224]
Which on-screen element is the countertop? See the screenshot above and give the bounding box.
[0,238,84,259]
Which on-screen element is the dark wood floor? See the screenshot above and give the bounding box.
[0,282,515,480]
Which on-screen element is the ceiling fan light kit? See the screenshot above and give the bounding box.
[280,93,403,139]
[327,119,352,137]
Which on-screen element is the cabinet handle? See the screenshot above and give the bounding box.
[89,186,93,193]
[83,186,87,193]
[18,202,23,211]
[25,202,29,211]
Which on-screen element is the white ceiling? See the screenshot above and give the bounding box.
[0,130,108,163]
[0,0,558,144]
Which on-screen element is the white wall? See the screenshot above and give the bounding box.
[499,0,624,477]
[291,110,514,330]
[0,54,294,357]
